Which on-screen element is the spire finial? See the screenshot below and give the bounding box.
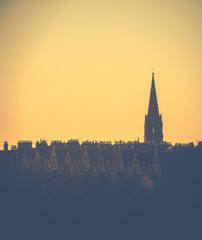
[152,68,155,80]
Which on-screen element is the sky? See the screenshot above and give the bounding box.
[0,0,201,148]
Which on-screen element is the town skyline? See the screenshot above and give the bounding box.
[1,70,201,149]
[1,72,201,150]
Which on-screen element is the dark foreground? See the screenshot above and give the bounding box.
[0,175,202,240]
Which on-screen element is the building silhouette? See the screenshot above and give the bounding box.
[1,72,202,185]
[144,73,163,143]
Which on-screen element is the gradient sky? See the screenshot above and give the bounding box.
[0,0,201,148]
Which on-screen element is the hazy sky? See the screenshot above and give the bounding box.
[0,0,201,147]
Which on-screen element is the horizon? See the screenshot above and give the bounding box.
[2,137,199,151]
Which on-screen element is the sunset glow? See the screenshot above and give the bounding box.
[0,0,201,147]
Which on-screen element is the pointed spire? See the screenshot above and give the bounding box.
[148,72,159,116]
[49,144,58,170]
[34,149,41,169]
[131,152,140,175]
[64,150,72,172]
[115,146,124,171]
[152,146,161,174]
[145,72,163,143]
[20,152,28,171]
[97,150,105,173]
[81,146,90,171]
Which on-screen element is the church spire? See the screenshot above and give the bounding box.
[148,72,159,116]
[144,73,163,144]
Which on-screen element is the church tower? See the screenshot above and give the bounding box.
[144,73,163,144]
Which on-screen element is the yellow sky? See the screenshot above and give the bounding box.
[0,0,201,147]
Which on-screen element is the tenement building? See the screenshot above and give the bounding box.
[144,73,163,144]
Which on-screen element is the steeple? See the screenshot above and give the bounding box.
[148,73,159,116]
[144,73,163,144]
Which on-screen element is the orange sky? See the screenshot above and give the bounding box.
[0,0,201,148]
